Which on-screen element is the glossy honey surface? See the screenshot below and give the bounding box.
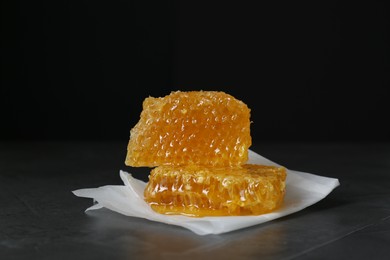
[144,164,287,217]
[125,91,251,167]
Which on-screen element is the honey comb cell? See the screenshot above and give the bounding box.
[144,164,287,217]
[125,91,252,167]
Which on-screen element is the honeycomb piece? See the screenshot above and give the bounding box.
[125,91,252,167]
[144,164,287,217]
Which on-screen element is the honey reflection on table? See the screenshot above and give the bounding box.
[84,208,286,259]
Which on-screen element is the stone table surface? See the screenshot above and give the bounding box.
[1,141,389,260]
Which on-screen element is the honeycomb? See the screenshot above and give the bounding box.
[125,91,251,167]
[144,164,287,217]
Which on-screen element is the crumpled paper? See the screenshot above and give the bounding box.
[72,150,340,235]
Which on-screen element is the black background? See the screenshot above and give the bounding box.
[1,1,389,142]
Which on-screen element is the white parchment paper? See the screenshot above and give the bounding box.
[72,150,340,235]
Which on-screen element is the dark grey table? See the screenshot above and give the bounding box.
[1,141,389,259]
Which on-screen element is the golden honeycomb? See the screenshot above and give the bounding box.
[144,164,287,217]
[125,91,252,167]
